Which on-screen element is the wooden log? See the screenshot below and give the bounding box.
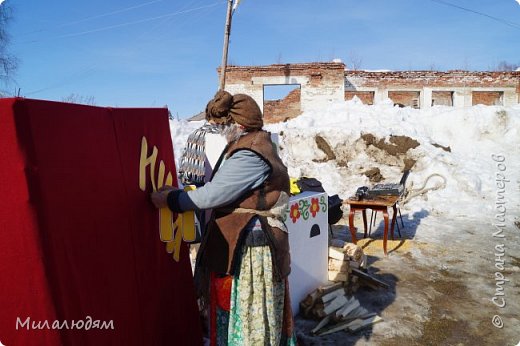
[344,243,363,261]
[328,246,347,261]
[349,260,360,269]
[323,295,348,315]
[322,288,346,303]
[316,318,360,336]
[360,254,368,269]
[300,306,312,318]
[350,283,360,293]
[347,306,368,319]
[300,295,314,311]
[351,268,389,289]
[317,282,343,295]
[312,304,326,319]
[318,315,381,336]
[348,315,383,332]
[328,258,349,272]
[311,315,332,335]
[336,298,360,319]
[300,300,317,318]
[360,279,381,291]
[328,270,348,282]
[300,288,323,312]
[353,312,377,321]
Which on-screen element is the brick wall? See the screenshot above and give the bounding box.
[263,88,301,123]
[218,64,520,114]
[388,91,420,108]
[432,91,453,106]
[345,70,520,107]
[345,70,520,89]
[222,62,345,114]
[344,91,374,104]
[472,91,503,106]
[224,63,345,86]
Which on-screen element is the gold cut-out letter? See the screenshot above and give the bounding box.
[159,172,175,242]
[139,136,158,192]
[139,135,186,262]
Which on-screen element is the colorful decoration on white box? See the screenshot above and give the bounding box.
[284,195,328,223]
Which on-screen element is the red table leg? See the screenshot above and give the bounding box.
[383,209,389,256]
[348,208,358,244]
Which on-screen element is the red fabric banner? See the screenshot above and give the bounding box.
[0,98,202,345]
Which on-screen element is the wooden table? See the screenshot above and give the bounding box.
[345,195,400,255]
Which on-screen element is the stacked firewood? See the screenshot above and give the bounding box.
[328,240,367,293]
[328,240,389,289]
[298,240,391,336]
[299,283,383,336]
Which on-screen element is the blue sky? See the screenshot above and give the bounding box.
[3,0,520,117]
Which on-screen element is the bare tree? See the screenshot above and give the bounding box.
[61,93,96,106]
[495,60,519,72]
[461,57,471,71]
[0,3,17,86]
[347,50,363,71]
[276,52,283,64]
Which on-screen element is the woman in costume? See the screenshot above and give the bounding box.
[151,90,296,345]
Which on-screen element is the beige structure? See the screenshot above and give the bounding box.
[220,63,520,117]
[345,70,520,108]
[222,63,345,114]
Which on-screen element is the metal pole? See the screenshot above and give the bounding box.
[219,0,233,90]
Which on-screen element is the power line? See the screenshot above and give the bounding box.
[58,0,165,27]
[24,68,97,96]
[15,1,225,45]
[18,0,164,37]
[23,1,225,96]
[429,0,520,30]
[56,2,225,39]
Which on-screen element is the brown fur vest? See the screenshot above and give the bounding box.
[198,130,291,280]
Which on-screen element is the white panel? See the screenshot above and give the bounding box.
[287,191,329,315]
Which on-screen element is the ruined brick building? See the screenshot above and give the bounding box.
[220,62,520,122]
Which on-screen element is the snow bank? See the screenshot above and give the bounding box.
[170,100,520,221]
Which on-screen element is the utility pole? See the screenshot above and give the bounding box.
[219,0,234,90]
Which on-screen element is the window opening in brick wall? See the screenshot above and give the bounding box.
[472,91,504,106]
[344,91,375,105]
[388,91,421,109]
[432,91,454,106]
[263,84,301,123]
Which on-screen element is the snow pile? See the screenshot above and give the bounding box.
[170,100,520,221]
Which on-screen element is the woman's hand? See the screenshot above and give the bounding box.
[150,186,176,209]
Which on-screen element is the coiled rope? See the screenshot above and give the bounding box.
[401,173,447,205]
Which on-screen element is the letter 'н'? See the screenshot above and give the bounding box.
[139,136,196,262]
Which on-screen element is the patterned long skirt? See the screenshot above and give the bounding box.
[209,245,296,345]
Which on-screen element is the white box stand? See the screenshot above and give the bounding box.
[286,191,329,315]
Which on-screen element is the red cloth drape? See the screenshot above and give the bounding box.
[0,98,202,345]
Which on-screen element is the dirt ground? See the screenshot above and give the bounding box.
[294,212,520,346]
